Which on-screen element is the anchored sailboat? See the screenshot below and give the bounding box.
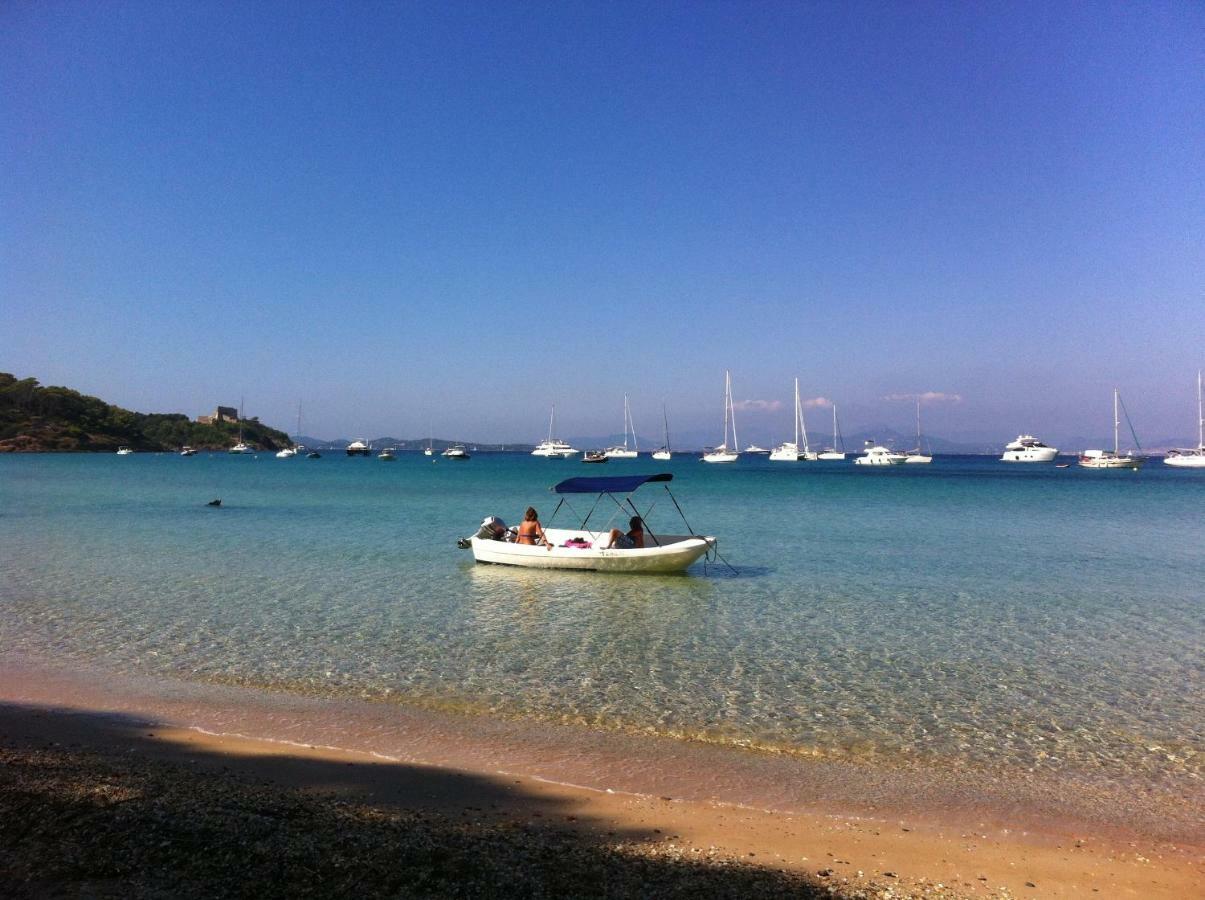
[532,405,579,457]
[652,404,672,460]
[817,404,846,460]
[905,399,933,464]
[702,371,740,463]
[770,378,815,461]
[1164,370,1205,468]
[1079,389,1144,469]
[604,395,639,459]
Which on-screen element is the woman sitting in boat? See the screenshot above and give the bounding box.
[516,507,552,550]
[604,516,645,550]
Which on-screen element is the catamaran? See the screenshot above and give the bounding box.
[651,404,672,460]
[1164,370,1205,468]
[702,370,740,463]
[1078,389,1144,469]
[460,473,716,574]
[770,378,815,461]
[905,399,933,464]
[531,405,579,457]
[817,405,846,460]
[604,395,639,459]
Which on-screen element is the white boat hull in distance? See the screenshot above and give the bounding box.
[702,449,739,463]
[604,448,638,459]
[1164,449,1205,468]
[1001,435,1058,462]
[471,529,715,574]
[904,453,932,464]
[817,451,846,460]
[651,450,671,460]
[1078,450,1143,469]
[532,441,579,457]
[855,445,907,465]
[769,443,801,461]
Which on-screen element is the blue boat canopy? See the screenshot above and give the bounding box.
[553,473,673,494]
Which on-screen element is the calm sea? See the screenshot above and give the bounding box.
[2,451,1202,822]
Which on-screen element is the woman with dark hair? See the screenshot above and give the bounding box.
[516,506,551,550]
[604,516,644,550]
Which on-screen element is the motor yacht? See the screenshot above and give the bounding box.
[442,444,470,460]
[854,440,907,466]
[1001,435,1059,463]
[346,439,371,457]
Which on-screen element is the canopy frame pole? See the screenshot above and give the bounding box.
[664,485,697,535]
[625,497,662,547]
[546,496,566,527]
[577,492,606,529]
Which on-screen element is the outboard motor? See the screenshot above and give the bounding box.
[476,516,507,540]
[458,516,507,550]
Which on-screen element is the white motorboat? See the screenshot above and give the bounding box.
[651,404,672,460]
[180,446,197,457]
[378,447,397,461]
[275,447,297,458]
[817,404,847,460]
[461,473,716,574]
[1001,435,1059,462]
[702,370,741,463]
[116,446,134,455]
[904,399,933,464]
[744,444,770,455]
[442,444,470,460]
[604,394,639,459]
[770,378,816,461]
[346,439,371,457]
[277,403,303,458]
[1164,370,1205,468]
[855,440,907,466]
[1078,389,1144,469]
[532,406,579,457]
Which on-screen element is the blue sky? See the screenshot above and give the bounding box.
[3,2,1202,446]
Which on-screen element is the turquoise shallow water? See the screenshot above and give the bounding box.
[1,452,1202,790]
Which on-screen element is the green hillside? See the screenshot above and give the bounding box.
[0,373,290,452]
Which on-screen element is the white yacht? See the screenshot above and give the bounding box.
[377,447,396,461]
[904,399,933,464]
[1164,370,1205,468]
[817,405,847,460]
[531,406,579,457]
[442,444,470,460]
[346,439,371,457]
[1078,389,1144,469]
[744,444,770,455]
[1001,435,1058,463]
[116,446,134,455]
[770,378,816,461]
[702,370,740,463]
[179,446,197,457]
[604,395,639,459]
[228,441,253,454]
[855,440,907,466]
[275,447,297,458]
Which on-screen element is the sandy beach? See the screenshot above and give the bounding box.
[1,660,1199,898]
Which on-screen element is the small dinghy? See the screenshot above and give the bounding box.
[460,473,717,574]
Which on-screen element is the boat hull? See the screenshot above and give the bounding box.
[470,530,714,574]
[1078,452,1143,469]
[1164,450,1205,468]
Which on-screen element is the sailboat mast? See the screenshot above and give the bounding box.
[721,371,730,448]
[793,378,800,446]
[662,404,670,451]
[916,398,922,450]
[1113,389,1120,455]
[1198,370,1203,449]
[548,405,556,442]
[723,371,732,448]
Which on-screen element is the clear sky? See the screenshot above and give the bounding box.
[3,2,1202,446]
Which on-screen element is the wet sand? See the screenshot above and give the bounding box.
[1,660,1201,898]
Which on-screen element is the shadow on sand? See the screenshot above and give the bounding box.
[0,702,829,898]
